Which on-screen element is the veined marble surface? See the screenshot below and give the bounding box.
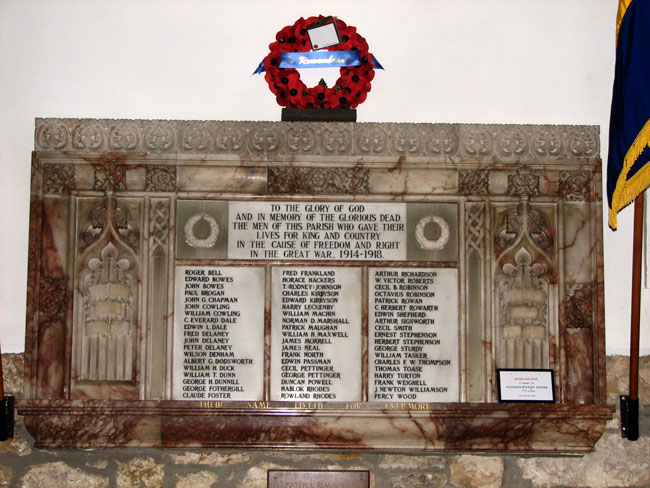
[20,119,612,451]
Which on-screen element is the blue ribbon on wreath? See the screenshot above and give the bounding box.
[253,51,383,75]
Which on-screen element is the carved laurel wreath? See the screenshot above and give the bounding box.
[184,213,219,249]
[415,215,450,251]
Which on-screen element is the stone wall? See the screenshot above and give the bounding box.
[0,354,647,488]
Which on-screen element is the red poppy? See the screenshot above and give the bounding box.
[262,16,377,109]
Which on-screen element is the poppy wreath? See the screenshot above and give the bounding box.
[263,16,376,109]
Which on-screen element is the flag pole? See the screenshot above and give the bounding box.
[0,342,13,441]
[621,192,642,441]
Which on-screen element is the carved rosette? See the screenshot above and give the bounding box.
[143,123,175,152]
[498,128,529,157]
[108,123,139,151]
[531,127,563,156]
[268,167,369,194]
[459,169,489,196]
[250,126,281,153]
[72,123,104,151]
[321,127,352,154]
[357,127,388,154]
[145,166,176,192]
[559,171,591,201]
[462,128,492,156]
[214,124,246,153]
[393,127,423,155]
[43,164,75,195]
[566,128,599,158]
[36,122,69,150]
[425,125,460,156]
[179,123,212,152]
[285,126,317,153]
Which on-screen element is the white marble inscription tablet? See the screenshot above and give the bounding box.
[369,268,459,402]
[173,266,265,401]
[271,266,362,402]
[228,202,407,261]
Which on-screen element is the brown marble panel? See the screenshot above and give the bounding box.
[35,198,70,399]
[565,328,595,404]
[177,166,267,193]
[368,169,457,195]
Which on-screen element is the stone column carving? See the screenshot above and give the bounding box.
[493,202,555,369]
[73,197,141,389]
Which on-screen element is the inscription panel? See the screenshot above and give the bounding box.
[172,266,265,401]
[369,268,459,402]
[271,266,362,402]
[228,201,407,261]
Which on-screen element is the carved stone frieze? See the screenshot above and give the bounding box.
[143,123,175,152]
[393,126,423,155]
[268,167,369,194]
[72,123,104,151]
[459,169,489,196]
[108,123,139,151]
[497,128,529,157]
[507,168,540,197]
[43,164,75,195]
[94,160,127,191]
[425,125,460,155]
[565,283,594,329]
[34,119,600,161]
[145,166,176,192]
[559,170,591,201]
[285,126,317,153]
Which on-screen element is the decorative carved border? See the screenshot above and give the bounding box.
[268,167,369,194]
[35,119,600,161]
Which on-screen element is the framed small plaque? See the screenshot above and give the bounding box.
[268,470,369,488]
[497,369,555,403]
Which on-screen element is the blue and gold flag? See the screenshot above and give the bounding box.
[608,0,650,229]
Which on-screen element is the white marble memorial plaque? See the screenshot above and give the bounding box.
[369,268,459,402]
[228,202,407,261]
[271,266,362,401]
[173,266,265,401]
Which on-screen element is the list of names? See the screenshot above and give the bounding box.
[369,268,459,402]
[270,266,362,401]
[172,266,265,401]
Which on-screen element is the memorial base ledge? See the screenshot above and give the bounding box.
[19,400,614,453]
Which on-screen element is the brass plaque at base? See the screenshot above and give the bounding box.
[268,470,369,488]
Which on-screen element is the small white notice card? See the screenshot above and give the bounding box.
[308,22,340,50]
[497,369,555,402]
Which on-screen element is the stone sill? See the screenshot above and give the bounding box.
[19,400,614,453]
